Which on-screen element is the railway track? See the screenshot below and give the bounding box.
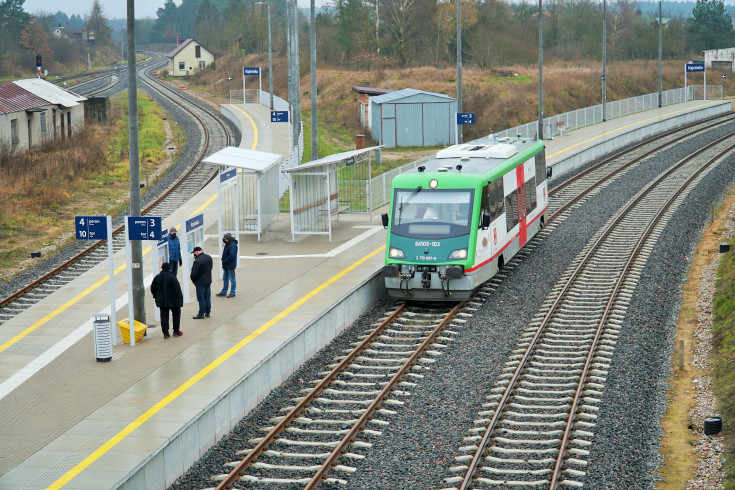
[211,302,467,488]
[443,132,735,488]
[0,57,236,328]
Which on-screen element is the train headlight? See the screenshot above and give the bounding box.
[389,247,405,259]
[429,179,438,189]
[447,248,468,260]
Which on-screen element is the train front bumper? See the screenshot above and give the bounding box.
[383,264,473,301]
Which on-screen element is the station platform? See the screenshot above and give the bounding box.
[0,98,730,490]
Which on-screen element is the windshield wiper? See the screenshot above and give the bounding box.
[397,185,422,225]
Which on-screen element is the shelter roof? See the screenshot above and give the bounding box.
[370,88,454,104]
[13,78,86,108]
[202,146,283,171]
[283,146,383,172]
[0,82,49,114]
[352,86,394,96]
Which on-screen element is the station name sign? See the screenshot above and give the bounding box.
[243,67,260,76]
[686,63,705,72]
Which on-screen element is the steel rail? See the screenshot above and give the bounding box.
[213,303,408,489]
[548,112,735,221]
[548,140,735,488]
[304,301,465,489]
[458,132,735,489]
[0,60,230,310]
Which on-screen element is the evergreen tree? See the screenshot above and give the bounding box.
[85,0,111,46]
[687,0,734,50]
[194,0,220,48]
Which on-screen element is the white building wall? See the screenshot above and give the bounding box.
[704,48,735,70]
[168,42,215,77]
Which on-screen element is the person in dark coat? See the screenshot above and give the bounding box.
[190,246,213,319]
[167,227,182,276]
[150,262,184,338]
[216,232,238,298]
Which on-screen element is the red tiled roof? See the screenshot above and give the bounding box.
[0,81,48,114]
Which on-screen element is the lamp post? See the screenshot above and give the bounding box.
[255,2,274,110]
[121,41,126,64]
[658,0,662,107]
[456,0,462,144]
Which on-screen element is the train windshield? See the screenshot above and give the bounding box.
[392,188,474,238]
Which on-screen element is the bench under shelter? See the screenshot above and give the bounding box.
[282,146,382,241]
[202,146,284,243]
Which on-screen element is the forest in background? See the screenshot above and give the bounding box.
[1,0,735,78]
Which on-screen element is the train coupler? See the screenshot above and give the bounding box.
[400,273,413,296]
[421,270,431,291]
[440,274,452,297]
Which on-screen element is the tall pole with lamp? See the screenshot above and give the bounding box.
[537,0,543,140]
[456,0,462,144]
[255,2,274,110]
[658,0,663,107]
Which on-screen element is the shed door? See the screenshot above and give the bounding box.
[381,104,396,147]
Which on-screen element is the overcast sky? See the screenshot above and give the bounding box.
[22,0,325,21]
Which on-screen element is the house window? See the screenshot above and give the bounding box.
[10,119,19,148]
[195,45,201,58]
[199,61,206,69]
[179,61,185,70]
[40,112,47,136]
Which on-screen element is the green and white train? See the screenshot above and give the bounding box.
[381,137,550,301]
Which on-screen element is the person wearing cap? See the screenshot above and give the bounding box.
[216,233,238,298]
[150,262,184,338]
[190,246,213,319]
[167,227,182,276]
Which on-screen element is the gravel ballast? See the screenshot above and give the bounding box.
[168,122,735,489]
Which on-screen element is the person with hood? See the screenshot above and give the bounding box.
[216,232,238,298]
[167,227,182,276]
[150,262,184,338]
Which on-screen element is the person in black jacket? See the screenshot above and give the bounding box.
[190,246,213,319]
[216,233,238,298]
[150,262,184,338]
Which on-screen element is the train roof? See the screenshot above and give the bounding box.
[407,138,543,176]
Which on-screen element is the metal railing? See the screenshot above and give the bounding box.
[369,84,724,210]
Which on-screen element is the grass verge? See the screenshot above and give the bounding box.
[0,90,184,283]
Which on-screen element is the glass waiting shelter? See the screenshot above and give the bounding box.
[202,146,283,242]
[282,146,381,241]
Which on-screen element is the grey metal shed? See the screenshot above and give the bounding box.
[370,88,457,148]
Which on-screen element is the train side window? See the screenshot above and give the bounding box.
[524,179,536,214]
[535,150,546,185]
[505,191,520,230]
[487,180,504,222]
[480,184,490,216]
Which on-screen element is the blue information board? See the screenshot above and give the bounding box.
[686,63,705,72]
[127,216,162,241]
[271,111,289,123]
[75,216,108,240]
[456,112,476,125]
[243,67,260,76]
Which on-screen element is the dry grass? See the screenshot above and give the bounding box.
[191,55,726,145]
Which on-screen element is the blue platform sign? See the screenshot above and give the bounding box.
[127,216,162,241]
[456,112,476,125]
[271,111,289,123]
[686,63,705,72]
[345,156,355,166]
[75,216,107,240]
[243,67,260,76]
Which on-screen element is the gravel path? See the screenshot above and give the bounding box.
[168,125,735,489]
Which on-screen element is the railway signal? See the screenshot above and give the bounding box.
[721,74,727,79]
[36,54,41,77]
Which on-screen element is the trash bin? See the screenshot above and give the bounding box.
[93,314,113,362]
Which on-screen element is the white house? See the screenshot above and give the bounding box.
[0,78,86,153]
[167,39,215,77]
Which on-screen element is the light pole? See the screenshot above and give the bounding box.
[456,0,462,144]
[658,0,662,107]
[538,0,543,140]
[255,2,274,110]
[121,41,126,64]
